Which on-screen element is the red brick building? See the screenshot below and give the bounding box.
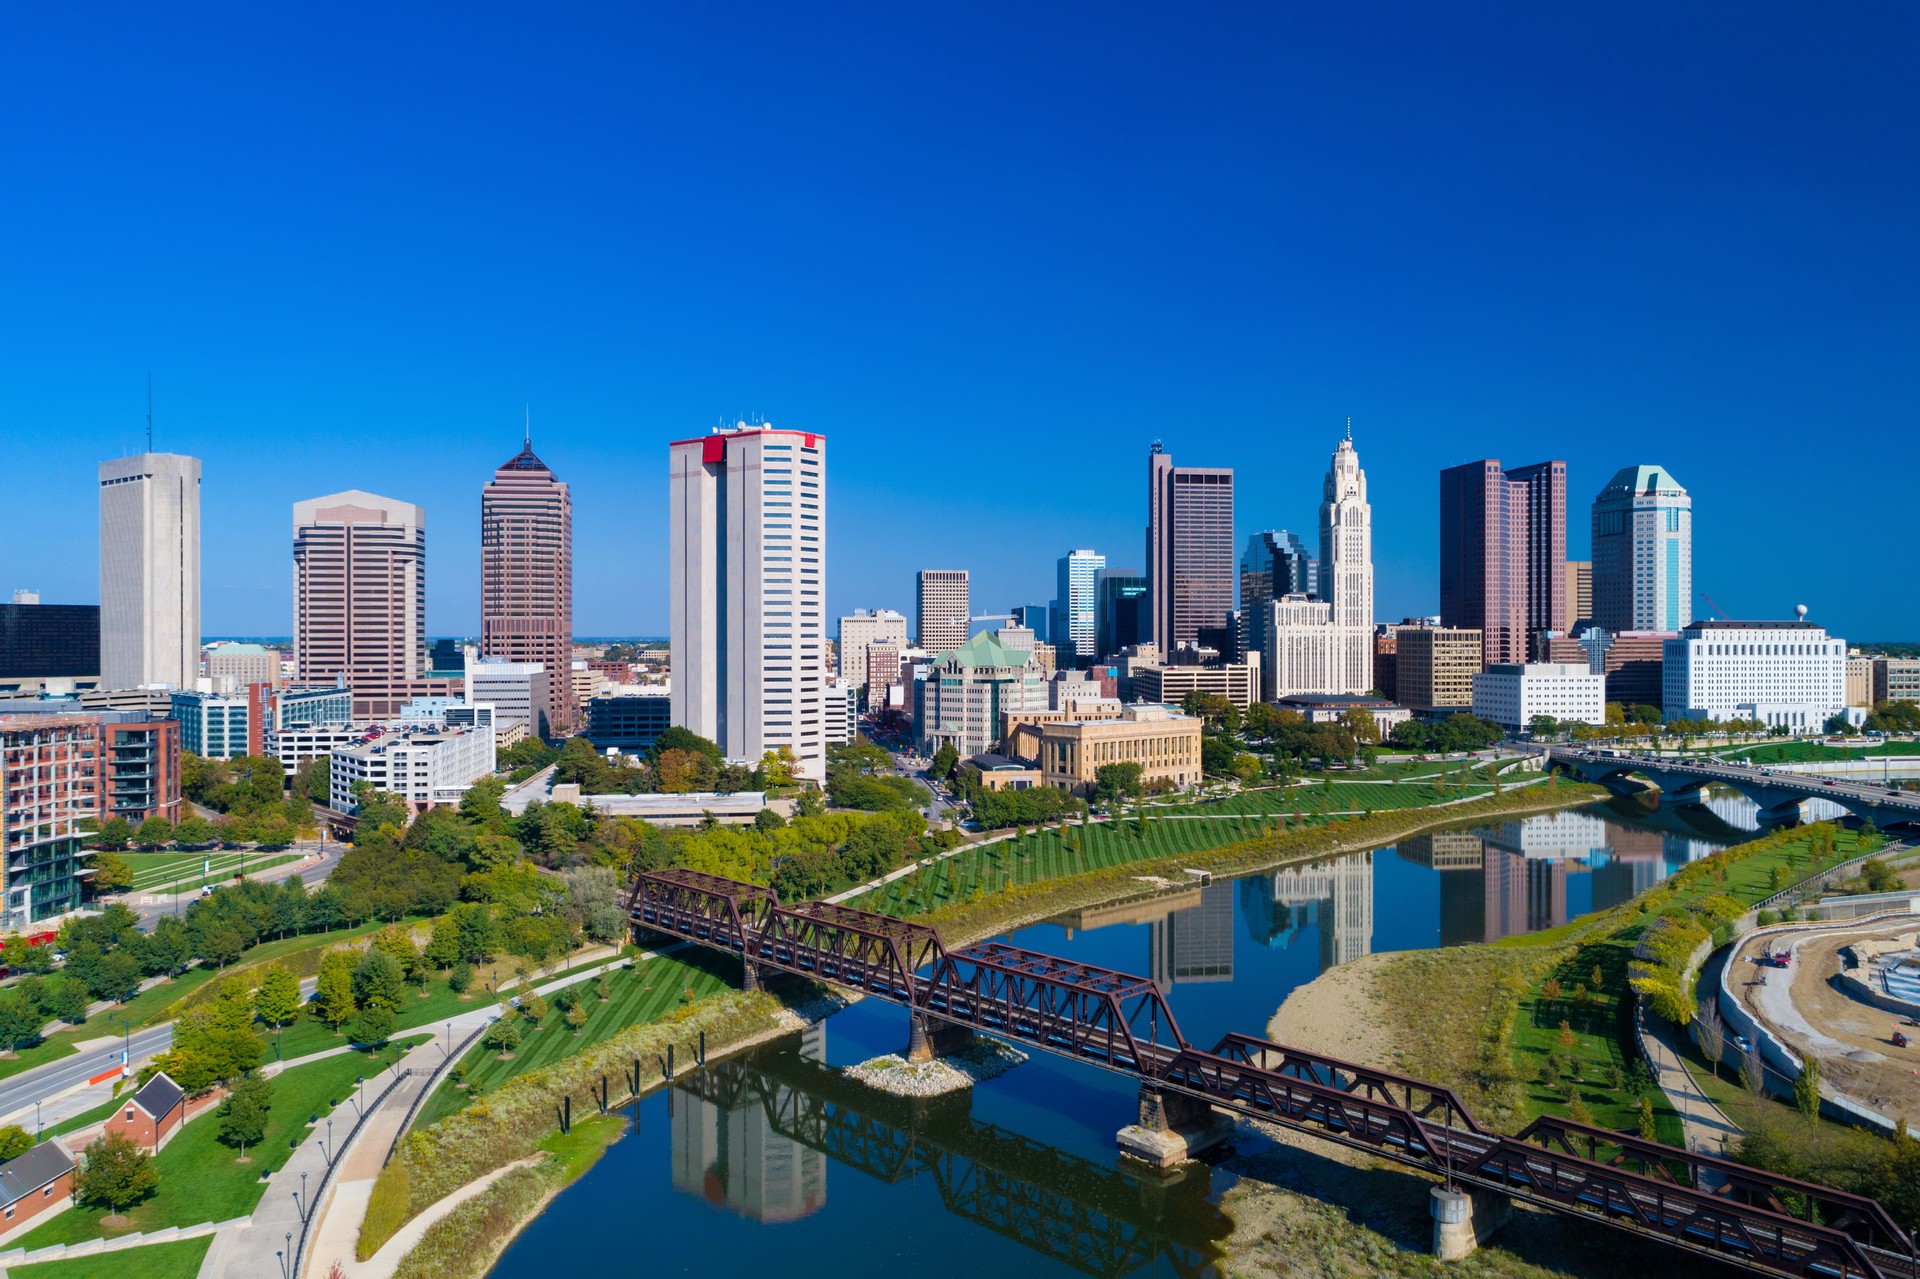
[0,1139,76,1235]
[105,1072,187,1152]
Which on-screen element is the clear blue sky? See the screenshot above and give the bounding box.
[3,4,1915,640]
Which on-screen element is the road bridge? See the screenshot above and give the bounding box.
[628,866,1918,1278]
[1550,748,1920,828]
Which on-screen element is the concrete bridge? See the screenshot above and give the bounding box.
[1549,748,1920,828]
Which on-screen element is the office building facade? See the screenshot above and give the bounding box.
[670,424,830,782]
[586,692,672,751]
[171,690,251,759]
[836,609,908,695]
[0,603,99,688]
[1318,432,1375,693]
[1661,620,1846,731]
[1471,662,1606,731]
[329,722,496,812]
[915,570,969,654]
[98,453,201,690]
[1238,530,1316,659]
[1873,658,1920,707]
[205,643,279,692]
[1565,561,1593,629]
[1396,624,1483,715]
[919,631,1046,758]
[1591,465,1691,633]
[293,491,429,719]
[481,438,575,733]
[466,658,552,738]
[1095,569,1146,660]
[1439,459,1566,667]
[1053,550,1104,663]
[1146,444,1235,650]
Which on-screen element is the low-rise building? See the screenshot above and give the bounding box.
[248,683,353,757]
[105,1072,186,1152]
[827,678,857,745]
[204,642,279,692]
[1395,624,1482,716]
[585,692,672,752]
[1847,655,1874,710]
[1130,656,1261,711]
[964,752,1042,791]
[1662,620,1846,732]
[465,657,550,739]
[1472,662,1605,731]
[0,1139,76,1237]
[329,722,496,812]
[1028,704,1203,795]
[1272,693,1411,734]
[171,689,250,759]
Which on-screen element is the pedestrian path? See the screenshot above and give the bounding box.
[1639,1009,1741,1167]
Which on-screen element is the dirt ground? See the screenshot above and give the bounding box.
[1729,919,1920,1127]
[1266,950,1400,1066]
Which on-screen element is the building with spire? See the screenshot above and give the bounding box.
[1319,427,1374,692]
[481,429,574,735]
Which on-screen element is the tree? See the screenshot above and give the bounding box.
[1637,1096,1657,1141]
[565,1003,587,1033]
[315,950,358,1029]
[253,964,303,1033]
[1742,1039,1766,1098]
[449,961,473,995]
[1794,1054,1821,1122]
[217,1072,272,1157]
[90,852,134,894]
[0,1125,33,1161]
[77,1131,159,1213]
[352,948,407,1014]
[0,996,41,1053]
[930,742,959,781]
[172,816,215,847]
[519,991,549,1024]
[93,817,132,850]
[1696,998,1725,1081]
[135,816,174,850]
[483,1018,521,1056]
[346,1004,396,1046]
[1528,714,1561,740]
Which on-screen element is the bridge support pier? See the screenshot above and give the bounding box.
[1430,1185,1510,1261]
[742,961,763,993]
[905,1015,976,1064]
[1116,1086,1234,1171]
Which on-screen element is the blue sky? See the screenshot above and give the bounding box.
[3,4,1915,639]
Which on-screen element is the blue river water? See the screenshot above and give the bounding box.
[488,794,1781,1279]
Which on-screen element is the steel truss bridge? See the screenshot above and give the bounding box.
[678,1043,1227,1277]
[628,866,1917,1279]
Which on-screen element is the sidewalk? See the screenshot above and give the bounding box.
[1640,1010,1742,1165]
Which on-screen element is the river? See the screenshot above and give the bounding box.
[488,794,1819,1279]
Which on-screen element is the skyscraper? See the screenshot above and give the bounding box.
[1238,530,1316,659]
[1591,465,1691,633]
[670,424,829,782]
[481,434,574,734]
[98,452,200,690]
[1146,443,1234,651]
[1319,431,1374,692]
[915,570,969,653]
[1094,568,1147,659]
[293,491,428,719]
[1565,560,1593,628]
[1053,550,1104,664]
[1439,459,1566,667]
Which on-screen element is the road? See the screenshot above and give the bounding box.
[117,838,345,933]
[0,1022,174,1125]
[1552,746,1920,820]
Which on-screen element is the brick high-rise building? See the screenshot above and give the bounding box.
[1146,443,1235,651]
[481,436,574,734]
[293,491,429,720]
[1439,459,1566,667]
[1396,623,1483,715]
[915,570,970,654]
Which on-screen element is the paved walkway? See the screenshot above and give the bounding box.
[326,1156,541,1279]
[1640,1010,1741,1165]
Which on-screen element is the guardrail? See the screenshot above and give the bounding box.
[291,1063,413,1279]
[1753,840,1916,913]
[385,1022,490,1166]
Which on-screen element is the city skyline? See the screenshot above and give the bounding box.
[6,8,1914,641]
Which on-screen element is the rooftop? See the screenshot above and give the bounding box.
[496,438,553,473]
[1274,693,1400,709]
[131,1071,185,1119]
[1684,620,1826,632]
[0,1140,74,1206]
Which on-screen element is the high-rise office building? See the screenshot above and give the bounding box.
[98,453,201,690]
[915,570,969,654]
[1053,550,1104,663]
[1565,561,1593,629]
[670,424,830,782]
[1094,568,1147,660]
[1396,623,1484,714]
[1010,604,1050,643]
[1319,432,1374,692]
[481,435,574,733]
[1146,443,1234,651]
[1591,465,1691,633]
[1439,459,1566,667]
[1238,530,1316,659]
[836,608,908,695]
[0,602,99,686]
[293,491,429,719]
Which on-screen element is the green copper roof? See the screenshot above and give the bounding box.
[1600,464,1686,496]
[944,630,1026,669]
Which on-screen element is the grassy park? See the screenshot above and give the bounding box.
[1722,738,1920,765]
[10,1236,214,1279]
[120,850,303,895]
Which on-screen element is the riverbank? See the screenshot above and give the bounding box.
[919,780,1605,948]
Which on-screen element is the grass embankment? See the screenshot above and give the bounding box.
[154,918,407,1024]
[15,1038,418,1248]
[9,1235,213,1279]
[1370,822,1871,1142]
[863,779,1601,942]
[359,984,795,1262]
[1722,738,1920,764]
[1151,777,1495,817]
[410,951,733,1132]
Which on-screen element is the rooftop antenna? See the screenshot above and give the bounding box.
[524,404,531,452]
[146,372,153,453]
[1344,416,1352,442]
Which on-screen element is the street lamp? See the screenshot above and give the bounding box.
[300,1170,308,1219]
[324,1117,333,1164]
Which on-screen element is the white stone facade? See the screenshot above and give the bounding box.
[99,453,201,691]
[1661,621,1845,732]
[836,609,908,694]
[329,722,496,811]
[1471,662,1605,730]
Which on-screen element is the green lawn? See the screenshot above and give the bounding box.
[1153,778,1496,817]
[1723,738,1920,764]
[411,952,733,1132]
[13,1039,417,1247]
[11,1235,212,1279]
[120,850,302,893]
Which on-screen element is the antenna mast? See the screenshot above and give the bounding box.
[146,373,153,452]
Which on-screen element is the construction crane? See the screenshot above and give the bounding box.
[1697,592,1730,621]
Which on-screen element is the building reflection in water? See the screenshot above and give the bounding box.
[1148,882,1236,989]
[670,1023,828,1222]
[1235,853,1374,973]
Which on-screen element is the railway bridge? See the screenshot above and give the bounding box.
[627,865,1917,1277]
[1549,747,1920,827]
